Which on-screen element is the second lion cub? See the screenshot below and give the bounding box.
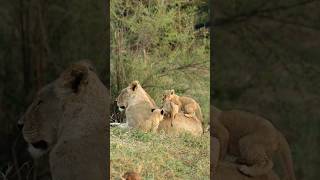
[163,89,203,125]
[162,99,179,126]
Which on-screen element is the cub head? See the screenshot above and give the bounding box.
[19,61,94,158]
[161,98,179,116]
[162,89,175,102]
[150,108,164,122]
[115,80,141,111]
[161,99,172,115]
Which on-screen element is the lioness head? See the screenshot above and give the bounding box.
[162,89,175,101]
[116,80,157,112]
[19,61,97,158]
[115,81,141,111]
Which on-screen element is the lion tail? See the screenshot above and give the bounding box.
[278,132,296,180]
[195,104,204,133]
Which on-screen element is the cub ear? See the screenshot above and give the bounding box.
[151,108,155,112]
[170,89,175,95]
[130,80,140,91]
[160,109,164,115]
[62,64,89,93]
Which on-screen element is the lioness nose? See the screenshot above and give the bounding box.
[17,116,24,130]
[17,121,24,130]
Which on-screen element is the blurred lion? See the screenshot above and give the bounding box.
[211,137,280,180]
[20,61,108,180]
[211,106,295,179]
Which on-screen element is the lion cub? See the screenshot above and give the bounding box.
[212,106,296,180]
[162,99,179,126]
[163,89,203,123]
[138,108,164,132]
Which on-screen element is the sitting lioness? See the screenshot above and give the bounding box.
[115,80,157,129]
[163,90,203,125]
[211,106,296,180]
[211,137,280,180]
[19,61,108,180]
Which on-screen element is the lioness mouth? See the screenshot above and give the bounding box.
[119,106,126,112]
[31,140,48,150]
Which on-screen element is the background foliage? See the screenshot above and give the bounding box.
[0,0,107,179]
[213,1,320,179]
[110,0,210,124]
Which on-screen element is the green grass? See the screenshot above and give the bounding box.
[110,127,210,180]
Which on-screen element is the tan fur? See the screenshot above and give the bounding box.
[211,105,295,180]
[157,111,203,137]
[115,81,157,129]
[20,61,108,180]
[163,90,203,125]
[33,154,52,180]
[212,137,280,180]
[122,171,141,180]
[137,109,164,133]
[116,82,202,135]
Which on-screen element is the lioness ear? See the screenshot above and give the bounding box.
[130,80,140,91]
[62,64,89,93]
[170,89,175,95]
[151,108,155,112]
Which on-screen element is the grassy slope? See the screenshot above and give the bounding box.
[110,127,210,180]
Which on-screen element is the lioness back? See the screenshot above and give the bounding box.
[158,113,203,136]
